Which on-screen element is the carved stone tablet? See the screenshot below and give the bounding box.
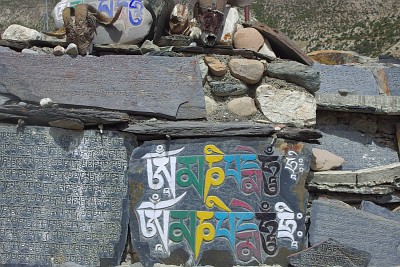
[385,67,400,96]
[313,125,399,171]
[314,63,379,95]
[360,201,400,222]
[128,138,311,266]
[0,125,136,266]
[0,53,206,120]
[288,238,371,267]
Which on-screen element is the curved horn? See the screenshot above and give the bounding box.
[42,7,71,37]
[88,5,122,25]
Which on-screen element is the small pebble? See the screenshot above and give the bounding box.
[53,45,65,56]
[40,98,53,107]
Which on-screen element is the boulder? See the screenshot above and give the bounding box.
[228,58,264,84]
[266,60,320,93]
[311,148,345,171]
[52,0,153,45]
[227,97,258,117]
[233,27,264,52]
[217,6,239,45]
[2,24,42,41]
[255,84,316,127]
[204,56,227,76]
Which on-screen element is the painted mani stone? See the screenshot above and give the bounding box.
[128,138,311,266]
[0,125,136,266]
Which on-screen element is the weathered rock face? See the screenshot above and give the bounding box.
[204,56,227,76]
[128,138,311,267]
[266,61,320,93]
[52,0,153,45]
[217,6,239,45]
[307,50,364,65]
[209,81,248,96]
[227,96,258,117]
[255,84,317,127]
[311,148,345,171]
[2,24,42,41]
[228,58,264,84]
[233,28,264,52]
[258,39,277,59]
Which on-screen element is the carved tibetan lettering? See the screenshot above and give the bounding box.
[0,125,136,266]
[128,138,311,266]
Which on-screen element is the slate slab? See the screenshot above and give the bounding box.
[0,53,206,120]
[0,124,136,266]
[288,238,371,267]
[385,66,400,96]
[309,199,400,266]
[360,201,400,222]
[313,125,399,171]
[313,63,379,95]
[127,138,312,266]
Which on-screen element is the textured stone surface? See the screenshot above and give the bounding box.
[204,96,218,118]
[0,46,14,53]
[307,50,362,65]
[288,238,371,267]
[53,45,65,56]
[204,56,227,76]
[361,201,400,222]
[209,81,248,96]
[217,7,239,46]
[0,125,136,266]
[313,125,399,171]
[227,96,258,117]
[385,66,400,96]
[314,63,378,95]
[348,115,377,134]
[228,59,264,84]
[309,199,400,267]
[266,61,320,93]
[255,84,316,127]
[0,53,206,120]
[128,138,311,267]
[65,43,79,56]
[258,39,276,59]
[311,148,345,171]
[233,28,264,52]
[52,0,153,45]
[2,24,42,41]
[48,118,85,130]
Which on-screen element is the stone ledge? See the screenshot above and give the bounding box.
[315,93,400,115]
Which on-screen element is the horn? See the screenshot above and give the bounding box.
[88,5,123,25]
[42,7,71,38]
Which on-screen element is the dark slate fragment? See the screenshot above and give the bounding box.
[209,81,248,96]
[288,238,371,267]
[0,124,137,267]
[0,39,31,51]
[0,53,206,120]
[360,201,400,222]
[385,66,400,96]
[309,198,400,266]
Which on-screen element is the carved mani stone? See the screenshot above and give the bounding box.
[127,137,312,266]
[0,124,136,266]
[288,238,371,267]
[385,66,400,96]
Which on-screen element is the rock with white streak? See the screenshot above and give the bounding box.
[255,84,316,127]
[217,6,239,45]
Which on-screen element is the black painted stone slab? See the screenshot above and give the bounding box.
[360,201,400,222]
[309,199,400,266]
[288,238,371,267]
[313,63,379,95]
[0,53,206,120]
[0,125,136,267]
[128,138,311,266]
[313,125,399,171]
[385,66,400,96]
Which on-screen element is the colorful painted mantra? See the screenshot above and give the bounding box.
[128,139,310,266]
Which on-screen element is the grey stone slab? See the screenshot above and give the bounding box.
[0,124,136,267]
[314,63,379,95]
[385,66,400,96]
[288,238,371,267]
[0,53,206,120]
[360,201,400,222]
[309,199,400,267]
[127,138,312,266]
[313,124,399,171]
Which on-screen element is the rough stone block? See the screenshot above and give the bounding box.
[361,201,400,222]
[385,66,400,96]
[0,124,136,266]
[128,138,312,266]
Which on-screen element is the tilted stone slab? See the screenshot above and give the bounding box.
[0,124,136,266]
[313,125,399,171]
[127,138,311,266]
[385,66,400,96]
[309,199,400,266]
[313,63,379,95]
[288,238,371,267]
[361,201,400,222]
[0,53,206,120]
